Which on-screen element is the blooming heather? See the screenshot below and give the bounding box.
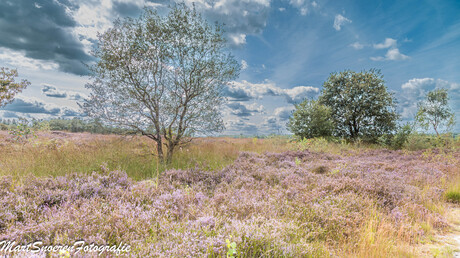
[0,148,458,257]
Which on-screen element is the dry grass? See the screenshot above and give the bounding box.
[0,131,290,181]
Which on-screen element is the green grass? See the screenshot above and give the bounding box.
[445,188,460,204]
[445,191,460,203]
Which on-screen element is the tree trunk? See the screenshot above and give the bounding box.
[166,143,175,164]
[156,138,164,163]
[434,126,439,137]
[348,123,354,139]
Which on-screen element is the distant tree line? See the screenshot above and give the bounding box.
[0,118,131,134]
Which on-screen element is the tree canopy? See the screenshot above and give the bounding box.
[287,99,335,139]
[318,69,399,141]
[83,4,239,163]
[1,67,30,107]
[415,88,455,136]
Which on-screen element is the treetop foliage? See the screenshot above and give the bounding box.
[318,69,399,141]
[0,67,30,107]
[287,99,335,139]
[416,88,455,136]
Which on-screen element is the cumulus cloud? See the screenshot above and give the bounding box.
[182,0,271,46]
[0,0,271,74]
[61,107,82,117]
[0,0,93,75]
[371,48,409,61]
[1,111,19,118]
[229,33,247,46]
[333,14,352,31]
[0,97,84,119]
[42,85,68,98]
[1,97,61,115]
[350,42,364,50]
[41,84,87,100]
[288,0,318,15]
[224,118,259,135]
[0,47,59,71]
[262,116,284,133]
[384,48,410,60]
[371,38,409,61]
[373,38,397,49]
[241,60,248,70]
[224,80,320,104]
[274,106,294,120]
[226,102,264,117]
[283,86,319,103]
[398,78,459,123]
[254,106,295,134]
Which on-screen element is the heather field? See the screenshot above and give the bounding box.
[0,132,459,257]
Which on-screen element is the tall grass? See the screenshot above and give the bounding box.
[0,132,291,181]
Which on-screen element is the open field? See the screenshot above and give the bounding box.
[0,132,459,257]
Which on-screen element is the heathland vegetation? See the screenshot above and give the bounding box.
[0,3,459,258]
[0,132,459,256]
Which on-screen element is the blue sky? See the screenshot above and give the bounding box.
[1,0,459,135]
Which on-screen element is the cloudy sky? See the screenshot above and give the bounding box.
[1,0,459,135]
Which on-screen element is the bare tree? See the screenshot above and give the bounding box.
[83,4,239,163]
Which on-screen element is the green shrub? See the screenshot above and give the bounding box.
[8,118,36,142]
[287,99,335,139]
[391,124,412,149]
[404,133,433,150]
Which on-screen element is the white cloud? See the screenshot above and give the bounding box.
[0,47,59,71]
[241,60,248,70]
[224,80,320,104]
[350,42,364,49]
[283,86,320,103]
[300,7,308,15]
[229,33,247,45]
[226,102,264,117]
[189,0,271,46]
[371,48,409,61]
[69,0,271,53]
[373,38,397,49]
[0,95,85,120]
[41,84,88,100]
[333,14,352,31]
[288,0,316,16]
[224,118,259,135]
[371,38,409,61]
[399,78,460,122]
[274,106,295,120]
[385,48,409,60]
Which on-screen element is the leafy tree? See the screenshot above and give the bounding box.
[83,4,239,163]
[1,67,30,107]
[415,88,455,136]
[287,99,334,139]
[318,69,399,141]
